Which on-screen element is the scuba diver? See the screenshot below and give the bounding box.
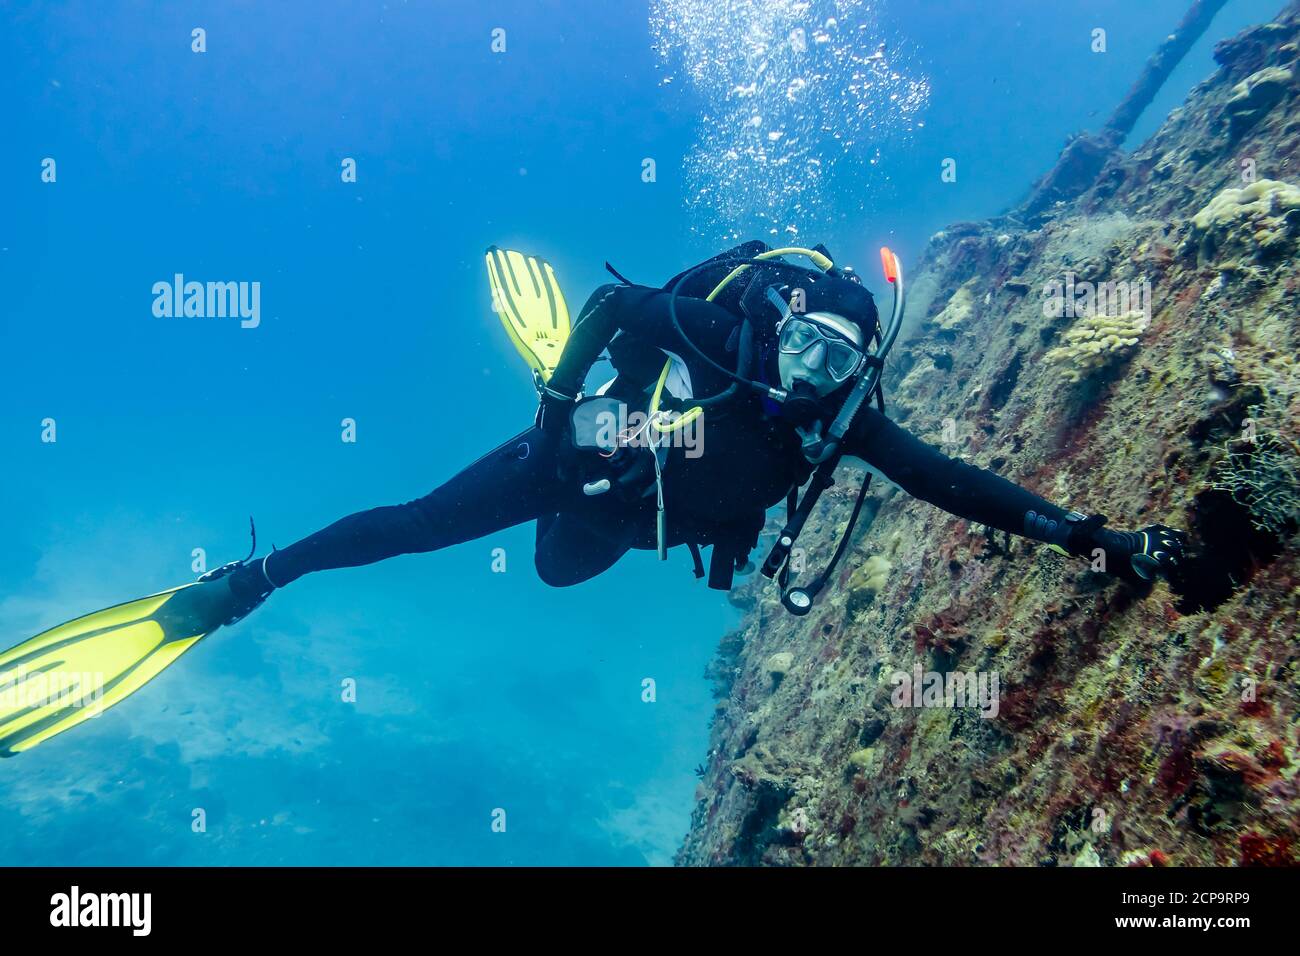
[0,241,1186,756]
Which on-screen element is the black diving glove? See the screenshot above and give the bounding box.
[1068,517,1186,584]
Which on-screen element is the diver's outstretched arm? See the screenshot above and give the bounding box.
[844,406,1185,583]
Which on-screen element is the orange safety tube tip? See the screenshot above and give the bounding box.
[880,247,898,283]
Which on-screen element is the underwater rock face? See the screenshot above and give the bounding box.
[1225,65,1294,136]
[680,6,1300,867]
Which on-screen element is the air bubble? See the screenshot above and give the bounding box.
[650,0,929,241]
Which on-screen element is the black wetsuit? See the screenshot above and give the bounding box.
[267,270,1078,591]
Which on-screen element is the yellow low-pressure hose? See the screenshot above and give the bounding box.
[649,358,704,434]
[653,246,834,433]
[705,246,834,302]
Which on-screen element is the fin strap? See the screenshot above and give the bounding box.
[605,262,634,285]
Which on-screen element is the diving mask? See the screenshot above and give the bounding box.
[776,312,865,397]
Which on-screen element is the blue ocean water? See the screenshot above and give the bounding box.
[0,0,1280,865]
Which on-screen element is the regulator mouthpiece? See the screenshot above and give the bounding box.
[781,380,824,428]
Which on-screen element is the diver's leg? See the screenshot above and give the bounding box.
[533,511,637,587]
[266,428,570,586]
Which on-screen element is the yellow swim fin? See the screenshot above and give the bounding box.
[0,579,239,756]
[485,246,572,383]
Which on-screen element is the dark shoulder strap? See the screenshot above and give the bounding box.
[660,240,770,296]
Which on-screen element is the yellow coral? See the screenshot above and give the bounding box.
[848,554,892,597]
[932,280,977,331]
[1189,179,1300,264]
[1044,310,1148,383]
[1192,178,1300,232]
[848,748,877,773]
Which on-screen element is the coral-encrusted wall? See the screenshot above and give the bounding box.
[679,7,1300,867]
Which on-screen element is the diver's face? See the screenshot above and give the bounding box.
[777,314,863,397]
